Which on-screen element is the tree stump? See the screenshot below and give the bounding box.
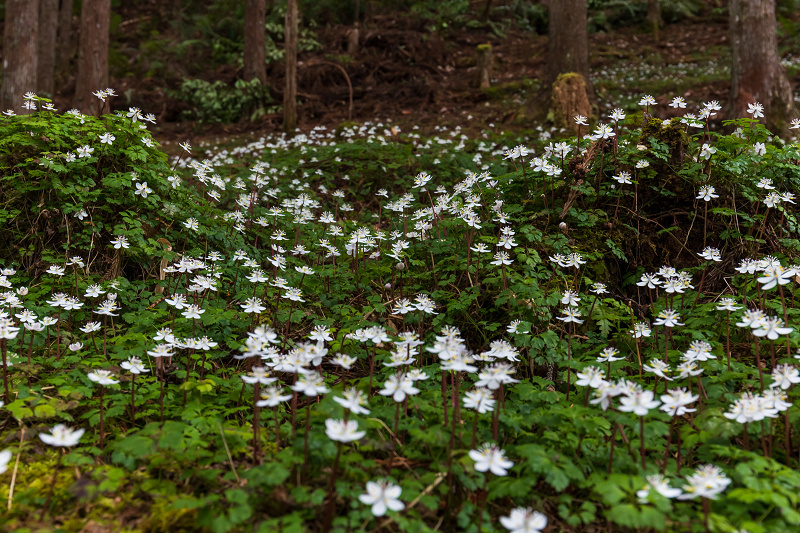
[475,44,492,89]
[550,72,591,134]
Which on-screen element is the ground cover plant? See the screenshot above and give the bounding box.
[3,92,800,533]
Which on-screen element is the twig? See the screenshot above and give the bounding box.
[7,426,25,511]
[217,421,240,483]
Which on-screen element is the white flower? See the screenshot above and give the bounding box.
[698,246,721,262]
[613,171,632,185]
[76,145,94,158]
[697,185,718,202]
[747,102,764,119]
[110,236,130,249]
[660,389,698,417]
[359,480,404,517]
[637,273,661,289]
[638,95,656,106]
[630,322,651,338]
[597,347,624,363]
[379,373,419,402]
[291,371,329,397]
[120,356,150,374]
[618,390,660,416]
[506,319,527,334]
[240,297,266,314]
[39,424,85,447]
[333,387,370,415]
[255,386,292,407]
[678,465,731,500]
[752,316,793,340]
[653,308,683,328]
[669,97,687,109]
[593,123,615,140]
[469,444,514,476]
[757,265,795,290]
[643,359,673,381]
[716,298,741,312]
[241,367,277,385]
[88,369,119,386]
[575,366,606,388]
[181,304,205,320]
[325,419,366,443]
[764,192,782,208]
[556,308,583,324]
[475,362,520,390]
[134,181,152,198]
[637,474,682,502]
[699,144,716,160]
[499,507,548,533]
[463,388,496,414]
[770,364,800,390]
[0,449,11,474]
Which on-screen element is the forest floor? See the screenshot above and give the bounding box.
[16,8,800,144]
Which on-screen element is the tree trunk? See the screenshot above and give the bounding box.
[1,0,39,111]
[74,0,110,115]
[545,0,593,98]
[730,0,796,134]
[56,0,75,81]
[646,0,661,41]
[38,0,60,96]
[244,0,267,84]
[283,0,298,132]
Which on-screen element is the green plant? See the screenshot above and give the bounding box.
[5,93,800,533]
[174,78,277,123]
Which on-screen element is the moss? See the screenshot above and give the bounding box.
[639,115,687,165]
[334,121,360,138]
[140,498,200,532]
[480,79,538,101]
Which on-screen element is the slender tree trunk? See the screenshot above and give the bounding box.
[244,0,267,84]
[74,0,111,115]
[730,0,796,134]
[646,0,661,41]
[545,0,593,96]
[38,0,60,96]
[283,0,298,132]
[56,0,75,81]
[1,0,39,110]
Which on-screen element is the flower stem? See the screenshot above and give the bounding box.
[38,451,62,521]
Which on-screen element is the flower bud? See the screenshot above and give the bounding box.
[396,262,405,271]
